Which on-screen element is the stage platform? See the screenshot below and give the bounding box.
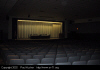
[16,38,60,40]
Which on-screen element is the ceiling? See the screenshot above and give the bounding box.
[0,0,100,21]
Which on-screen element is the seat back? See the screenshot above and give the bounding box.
[91,55,100,60]
[55,57,67,63]
[4,53,15,63]
[72,61,87,65]
[47,52,56,54]
[57,52,65,54]
[27,53,37,56]
[56,54,66,58]
[80,55,91,61]
[55,62,71,65]
[66,51,73,54]
[68,56,80,63]
[86,52,93,55]
[17,64,34,65]
[16,53,26,57]
[41,58,54,64]
[37,63,53,65]
[33,55,44,60]
[93,51,100,55]
[67,53,76,57]
[20,55,32,63]
[87,60,100,65]
[9,59,24,65]
[77,53,85,56]
[26,59,40,65]
[6,55,19,65]
[22,51,30,54]
[37,52,47,56]
[45,54,55,58]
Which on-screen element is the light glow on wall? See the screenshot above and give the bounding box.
[17,20,62,24]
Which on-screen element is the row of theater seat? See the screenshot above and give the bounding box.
[4,53,100,61]
[2,50,100,55]
[9,58,100,65]
[6,54,100,65]
[2,50,100,60]
[2,51,100,65]
[0,40,100,65]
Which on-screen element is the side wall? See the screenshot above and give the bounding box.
[67,17,100,40]
[0,20,8,40]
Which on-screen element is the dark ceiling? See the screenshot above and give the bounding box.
[0,0,100,21]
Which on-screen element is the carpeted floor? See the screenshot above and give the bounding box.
[0,54,4,65]
[0,58,4,65]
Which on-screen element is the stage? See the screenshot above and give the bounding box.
[15,38,60,40]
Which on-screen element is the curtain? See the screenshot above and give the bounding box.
[17,21,62,39]
[51,23,62,38]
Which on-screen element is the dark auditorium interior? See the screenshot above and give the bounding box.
[0,0,100,65]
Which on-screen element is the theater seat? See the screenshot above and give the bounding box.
[17,64,34,65]
[4,53,15,64]
[6,55,19,65]
[80,55,91,61]
[27,53,37,56]
[41,58,54,64]
[91,55,100,60]
[16,53,26,57]
[22,51,30,54]
[9,59,24,65]
[26,59,40,65]
[67,53,77,58]
[93,51,100,55]
[72,61,87,65]
[55,62,71,65]
[87,60,100,65]
[56,54,66,58]
[33,55,44,60]
[20,55,32,63]
[37,63,53,65]
[55,57,67,64]
[86,52,93,55]
[77,53,85,56]
[45,54,55,58]
[68,56,80,63]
